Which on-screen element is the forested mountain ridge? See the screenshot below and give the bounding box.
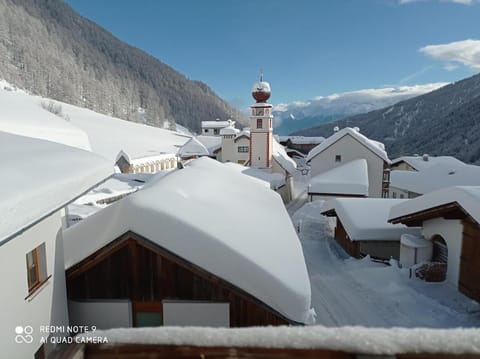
[293,73,480,164]
[0,0,244,131]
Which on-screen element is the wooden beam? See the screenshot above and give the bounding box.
[389,202,468,226]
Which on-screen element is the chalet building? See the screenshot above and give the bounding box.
[320,198,421,260]
[388,155,480,199]
[63,157,315,329]
[308,159,368,201]
[0,131,112,359]
[306,127,391,198]
[201,119,235,136]
[389,186,480,303]
[115,150,177,174]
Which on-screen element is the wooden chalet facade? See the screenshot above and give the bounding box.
[66,231,290,328]
[390,202,480,303]
[331,218,400,260]
[334,218,360,258]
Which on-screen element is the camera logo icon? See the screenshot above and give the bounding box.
[15,326,33,344]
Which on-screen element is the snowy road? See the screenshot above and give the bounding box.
[292,201,480,328]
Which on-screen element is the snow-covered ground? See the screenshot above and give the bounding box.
[292,200,480,328]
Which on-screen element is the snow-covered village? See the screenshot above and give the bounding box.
[2,1,480,358]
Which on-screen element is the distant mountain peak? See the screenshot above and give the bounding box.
[293,72,480,165]
[272,83,447,135]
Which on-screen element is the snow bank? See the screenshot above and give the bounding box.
[81,325,480,355]
[0,82,91,150]
[308,159,368,195]
[0,131,113,244]
[320,198,421,241]
[306,127,389,163]
[389,186,480,224]
[64,157,314,324]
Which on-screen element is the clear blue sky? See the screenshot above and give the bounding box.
[65,0,480,108]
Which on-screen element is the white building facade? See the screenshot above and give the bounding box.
[307,128,390,198]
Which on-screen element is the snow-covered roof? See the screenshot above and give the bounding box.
[177,137,210,158]
[201,120,231,129]
[320,198,421,241]
[306,127,389,163]
[196,135,222,155]
[0,81,91,150]
[0,131,113,244]
[391,155,465,172]
[308,159,368,196]
[63,157,314,324]
[272,139,297,174]
[116,151,175,166]
[80,326,480,355]
[74,173,155,206]
[285,136,325,145]
[220,126,240,135]
[389,186,480,225]
[252,81,271,93]
[390,163,480,195]
[224,162,286,189]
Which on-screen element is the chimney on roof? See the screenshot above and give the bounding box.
[333,126,339,133]
[353,127,360,132]
[422,154,429,161]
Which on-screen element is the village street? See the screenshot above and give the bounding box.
[289,177,480,328]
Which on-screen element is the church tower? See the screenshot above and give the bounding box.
[249,74,273,169]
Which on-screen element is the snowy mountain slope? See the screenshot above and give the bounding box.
[0,80,190,161]
[0,0,244,132]
[0,81,90,150]
[294,73,480,164]
[273,83,447,135]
